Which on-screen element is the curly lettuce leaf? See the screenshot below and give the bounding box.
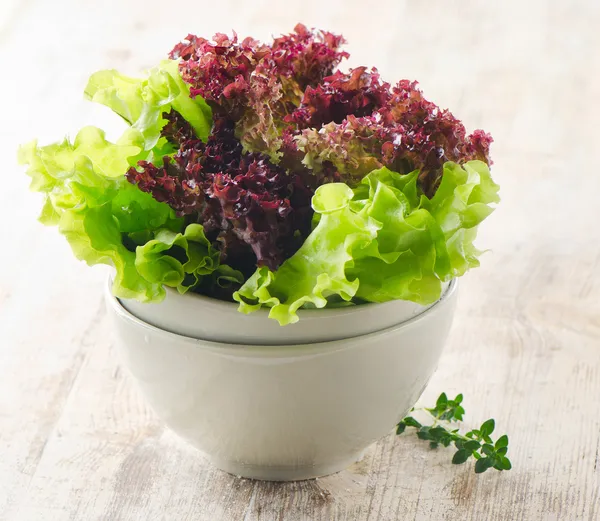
[419,160,500,275]
[18,127,184,301]
[234,160,499,325]
[213,264,245,287]
[19,62,222,304]
[234,183,380,323]
[135,223,222,294]
[84,59,212,152]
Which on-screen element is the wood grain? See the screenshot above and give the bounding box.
[1,0,599,519]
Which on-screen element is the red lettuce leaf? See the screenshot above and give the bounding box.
[161,109,198,147]
[171,25,349,160]
[170,32,270,119]
[127,117,314,273]
[158,25,493,273]
[293,79,492,196]
[270,23,349,101]
[289,67,390,129]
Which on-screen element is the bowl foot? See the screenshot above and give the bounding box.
[209,450,366,481]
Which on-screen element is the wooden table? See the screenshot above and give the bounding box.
[1,0,599,519]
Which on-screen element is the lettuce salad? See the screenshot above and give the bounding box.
[19,25,499,325]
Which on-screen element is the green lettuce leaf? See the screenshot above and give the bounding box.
[18,127,184,301]
[234,183,380,323]
[84,59,212,153]
[135,223,222,294]
[19,61,218,303]
[234,160,499,325]
[213,264,245,288]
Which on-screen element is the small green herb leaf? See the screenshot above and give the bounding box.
[452,449,471,465]
[403,416,422,429]
[475,457,494,474]
[480,419,495,437]
[482,444,495,456]
[495,435,509,449]
[437,393,448,408]
[426,392,466,422]
[464,440,481,452]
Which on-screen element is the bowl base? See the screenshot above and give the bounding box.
[209,450,367,481]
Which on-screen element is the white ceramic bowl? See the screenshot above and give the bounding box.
[107,279,457,481]
[120,282,450,345]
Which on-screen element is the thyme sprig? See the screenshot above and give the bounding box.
[397,393,512,473]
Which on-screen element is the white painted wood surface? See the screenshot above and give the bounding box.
[1,0,599,519]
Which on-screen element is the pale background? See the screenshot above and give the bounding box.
[1,0,599,520]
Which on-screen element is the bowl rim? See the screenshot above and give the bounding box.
[153,282,447,319]
[119,276,452,321]
[107,278,458,355]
